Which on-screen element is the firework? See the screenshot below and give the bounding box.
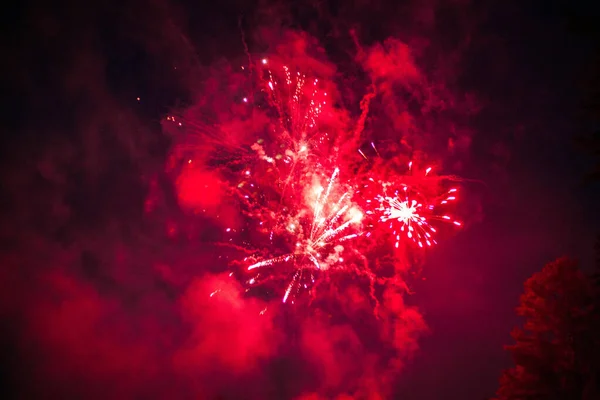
[231,61,334,234]
[264,60,324,135]
[364,160,462,249]
[259,59,336,162]
[173,56,468,308]
[246,167,363,303]
[219,60,368,304]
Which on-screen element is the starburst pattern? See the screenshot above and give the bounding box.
[376,183,461,249]
[246,168,363,303]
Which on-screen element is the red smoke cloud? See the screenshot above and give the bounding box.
[23,272,161,398]
[176,167,224,210]
[1,0,481,395]
[157,31,436,399]
[364,39,422,86]
[164,28,464,399]
[358,35,479,163]
[174,274,279,374]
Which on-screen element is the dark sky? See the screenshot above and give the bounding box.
[1,0,600,399]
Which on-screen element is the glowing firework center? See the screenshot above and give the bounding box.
[375,181,461,249]
[247,168,363,303]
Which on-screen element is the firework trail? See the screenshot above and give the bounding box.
[207,59,366,304]
[232,59,335,232]
[246,167,363,303]
[251,59,333,180]
[263,59,325,140]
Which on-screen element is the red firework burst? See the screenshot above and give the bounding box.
[245,167,363,303]
[225,59,368,304]
[376,183,461,248]
[170,54,467,307]
[362,159,462,249]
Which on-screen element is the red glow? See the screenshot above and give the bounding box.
[174,275,279,373]
[167,55,468,305]
[176,167,223,209]
[2,31,470,399]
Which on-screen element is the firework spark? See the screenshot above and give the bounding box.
[259,59,333,162]
[355,141,462,250]
[247,167,363,303]
[265,60,325,136]
[230,61,367,304]
[376,183,461,248]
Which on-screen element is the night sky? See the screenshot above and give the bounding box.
[2,0,600,399]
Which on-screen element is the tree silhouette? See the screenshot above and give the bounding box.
[495,257,597,399]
